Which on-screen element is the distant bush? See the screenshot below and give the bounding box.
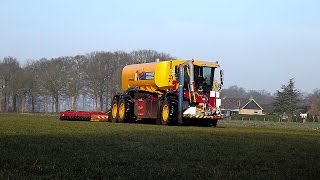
[226,114,320,123]
[227,114,281,122]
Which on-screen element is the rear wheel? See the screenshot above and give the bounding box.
[111,98,118,122]
[160,96,178,125]
[212,119,217,127]
[118,97,135,123]
[199,119,217,127]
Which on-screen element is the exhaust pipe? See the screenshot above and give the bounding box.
[184,60,196,103]
[178,64,184,124]
[178,60,196,124]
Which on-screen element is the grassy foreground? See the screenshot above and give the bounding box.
[0,114,320,179]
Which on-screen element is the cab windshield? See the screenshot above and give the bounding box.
[194,66,215,92]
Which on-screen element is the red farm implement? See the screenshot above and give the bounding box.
[59,110,108,122]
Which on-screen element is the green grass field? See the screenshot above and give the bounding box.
[1,113,320,179]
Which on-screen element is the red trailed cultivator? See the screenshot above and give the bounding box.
[59,110,108,122]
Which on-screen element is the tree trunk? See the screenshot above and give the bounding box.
[0,90,2,112]
[69,97,72,110]
[31,96,35,113]
[51,97,54,113]
[105,85,110,111]
[45,96,49,113]
[5,95,9,112]
[92,98,94,111]
[16,96,20,113]
[82,94,85,111]
[94,95,98,111]
[106,92,110,112]
[54,95,59,113]
[72,96,77,111]
[21,96,25,113]
[12,94,17,112]
[99,94,103,111]
[288,113,292,122]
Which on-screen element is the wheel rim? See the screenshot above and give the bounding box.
[112,103,118,119]
[119,102,125,119]
[162,104,169,122]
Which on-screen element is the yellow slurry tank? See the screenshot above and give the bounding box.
[121,60,183,92]
[121,60,219,92]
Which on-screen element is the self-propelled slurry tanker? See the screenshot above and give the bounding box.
[110,59,224,126]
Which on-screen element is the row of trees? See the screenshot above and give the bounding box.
[0,50,174,113]
[221,85,275,105]
[1,50,320,121]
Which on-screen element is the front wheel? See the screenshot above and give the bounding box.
[212,119,217,127]
[199,119,218,127]
[160,96,178,125]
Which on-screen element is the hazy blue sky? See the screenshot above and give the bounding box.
[1,0,319,93]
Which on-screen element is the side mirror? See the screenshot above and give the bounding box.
[220,69,224,86]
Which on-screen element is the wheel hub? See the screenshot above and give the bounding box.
[112,104,118,119]
[119,102,125,119]
[162,104,169,121]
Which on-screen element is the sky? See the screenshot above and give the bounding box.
[0,0,319,93]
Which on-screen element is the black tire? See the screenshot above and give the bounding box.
[110,97,118,122]
[160,96,178,125]
[212,119,217,127]
[118,97,135,123]
[200,119,217,127]
[117,97,135,123]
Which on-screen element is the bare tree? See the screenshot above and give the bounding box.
[247,90,274,105]
[105,51,128,110]
[307,89,320,122]
[37,57,69,112]
[63,55,86,110]
[22,60,44,113]
[83,52,112,111]
[0,57,21,112]
[221,85,248,99]
[130,49,175,63]
[7,68,28,112]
